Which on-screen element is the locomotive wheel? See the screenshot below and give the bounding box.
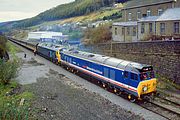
[102,83,106,88]
[113,88,118,93]
[117,91,122,95]
[75,70,78,74]
[130,98,136,103]
[128,95,136,103]
[103,84,106,88]
[97,81,101,84]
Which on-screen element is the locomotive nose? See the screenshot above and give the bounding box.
[137,78,157,98]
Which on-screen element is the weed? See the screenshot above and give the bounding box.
[0,59,20,85]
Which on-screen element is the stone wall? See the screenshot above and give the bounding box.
[84,40,180,84]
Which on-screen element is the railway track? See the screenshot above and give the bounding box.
[139,99,180,120]
[9,38,180,120]
[79,73,180,120]
[157,94,180,107]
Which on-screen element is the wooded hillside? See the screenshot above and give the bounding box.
[0,0,129,31]
[15,0,115,28]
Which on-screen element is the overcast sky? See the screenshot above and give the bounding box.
[0,0,74,22]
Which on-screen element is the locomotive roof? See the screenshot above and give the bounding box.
[38,42,65,51]
[63,49,152,73]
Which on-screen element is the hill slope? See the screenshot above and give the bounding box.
[0,0,114,30]
[0,0,129,32]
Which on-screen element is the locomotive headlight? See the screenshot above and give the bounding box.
[143,86,148,92]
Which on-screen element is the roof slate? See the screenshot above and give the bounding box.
[123,0,175,9]
[156,8,180,21]
[138,16,160,22]
[113,21,138,26]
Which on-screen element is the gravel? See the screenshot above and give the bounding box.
[26,69,142,120]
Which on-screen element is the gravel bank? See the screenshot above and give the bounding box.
[26,69,142,120]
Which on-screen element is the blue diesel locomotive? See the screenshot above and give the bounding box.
[36,43,157,101]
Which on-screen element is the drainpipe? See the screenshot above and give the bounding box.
[137,24,138,41]
[124,27,126,42]
[125,10,127,21]
[111,35,112,56]
[155,21,156,40]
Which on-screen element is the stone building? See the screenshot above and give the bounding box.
[112,0,180,42]
[138,8,180,40]
[137,16,159,40]
[112,22,137,42]
[156,8,180,38]
[122,0,180,22]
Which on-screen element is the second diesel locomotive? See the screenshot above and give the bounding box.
[36,43,157,101]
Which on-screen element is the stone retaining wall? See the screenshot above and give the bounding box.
[84,40,180,84]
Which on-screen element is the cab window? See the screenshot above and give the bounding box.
[140,73,148,80]
[131,73,134,79]
[134,74,138,80]
[124,71,128,78]
[131,73,138,80]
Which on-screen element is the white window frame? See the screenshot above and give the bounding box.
[147,10,151,17]
[158,9,163,16]
[174,22,179,33]
[149,23,153,33]
[127,27,130,35]
[128,12,132,21]
[122,27,125,35]
[115,27,118,35]
[160,23,165,34]
[133,27,136,36]
[141,23,145,34]
[137,11,141,19]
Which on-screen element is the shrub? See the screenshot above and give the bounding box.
[0,35,7,59]
[0,35,7,49]
[0,59,20,85]
[82,24,112,45]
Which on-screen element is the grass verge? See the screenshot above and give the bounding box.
[156,74,180,98]
[6,41,22,54]
[0,81,34,120]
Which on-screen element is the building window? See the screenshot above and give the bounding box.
[149,23,153,33]
[174,22,179,33]
[141,23,145,34]
[158,9,163,16]
[142,14,147,18]
[160,23,165,33]
[133,27,136,36]
[115,27,117,35]
[128,12,132,21]
[137,11,141,19]
[127,27,130,35]
[147,10,151,16]
[122,27,125,35]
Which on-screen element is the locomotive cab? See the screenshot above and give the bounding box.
[137,66,157,99]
